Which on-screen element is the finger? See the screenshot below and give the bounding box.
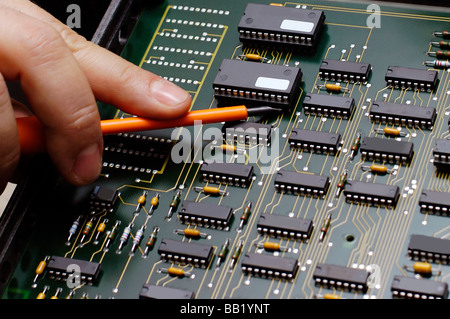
[0,5,103,186]
[6,0,192,120]
[0,73,20,192]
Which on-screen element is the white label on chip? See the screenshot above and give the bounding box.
[255,77,290,90]
[280,19,314,32]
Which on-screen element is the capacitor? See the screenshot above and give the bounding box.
[194,185,228,196]
[374,127,407,137]
[66,215,82,246]
[216,238,231,268]
[433,31,450,39]
[427,50,450,59]
[430,41,450,49]
[166,189,182,220]
[256,241,289,252]
[237,53,270,63]
[130,225,146,255]
[147,193,160,217]
[104,220,121,252]
[143,226,159,258]
[213,144,245,154]
[361,164,395,174]
[160,267,194,278]
[316,83,349,93]
[36,286,49,299]
[93,218,108,244]
[349,132,362,160]
[424,60,450,69]
[238,201,253,231]
[335,169,348,198]
[404,262,440,276]
[323,293,341,299]
[319,213,332,242]
[175,228,209,239]
[32,256,50,288]
[79,217,95,246]
[135,190,148,214]
[116,223,133,254]
[229,240,244,271]
[50,287,62,299]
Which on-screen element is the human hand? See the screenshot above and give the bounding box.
[0,0,191,192]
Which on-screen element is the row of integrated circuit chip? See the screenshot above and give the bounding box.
[257,213,314,240]
[391,276,448,299]
[385,66,438,92]
[237,3,326,53]
[432,138,450,170]
[222,121,272,146]
[241,253,299,280]
[369,101,436,130]
[302,93,355,119]
[419,189,450,216]
[312,263,370,292]
[158,238,214,268]
[343,180,400,208]
[289,128,342,155]
[360,136,414,165]
[178,200,234,229]
[274,169,330,197]
[213,58,302,110]
[319,59,372,83]
[46,256,102,285]
[408,234,449,264]
[199,162,254,187]
[139,284,195,299]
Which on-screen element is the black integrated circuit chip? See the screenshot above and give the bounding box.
[360,136,414,165]
[385,66,438,91]
[419,189,450,216]
[257,213,314,240]
[89,186,119,212]
[178,200,234,229]
[139,284,195,299]
[301,93,355,119]
[408,234,449,264]
[213,59,302,109]
[343,180,400,208]
[241,252,299,280]
[433,139,450,170]
[47,256,101,285]
[369,101,436,130]
[319,59,372,83]
[312,263,370,292]
[222,121,272,145]
[199,162,254,187]
[237,3,326,53]
[391,276,448,299]
[289,128,342,155]
[274,169,330,197]
[158,238,214,268]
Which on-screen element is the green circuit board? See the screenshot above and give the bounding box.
[3,0,450,300]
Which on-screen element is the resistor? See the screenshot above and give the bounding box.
[361,164,395,175]
[79,217,95,246]
[256,241,289,252]
[238,201,252,231]
[433,31,450,39]
[316,83,349,93]
[116,223,133,254]
[229,240,244,271]
[159,267,194,278]
[36,286,49,299]
[93,218,108,244]
[216,238,231,268]
[424,60,450,69]
[319,213,332,242]
[174,228,209,239]
[143,226,159,258]
[430,41,450,49]
[404,262,441,277]
[104,220,121,252]
[147,193,160,217]
[335,169,348,198]
[32,256,50,288]
[130,225,146,255]
[427,50,450,59]
[66,215,82,246]
[237,53,271,63]
[50,287,62,299]
[349,132,362,160]
[135,190,148,214]
[166,189,182,220]
[374,127,407,137]
[194,185,228,196]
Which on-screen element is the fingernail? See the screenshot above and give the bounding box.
[150,79,190,107]
[73,143,102,183]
